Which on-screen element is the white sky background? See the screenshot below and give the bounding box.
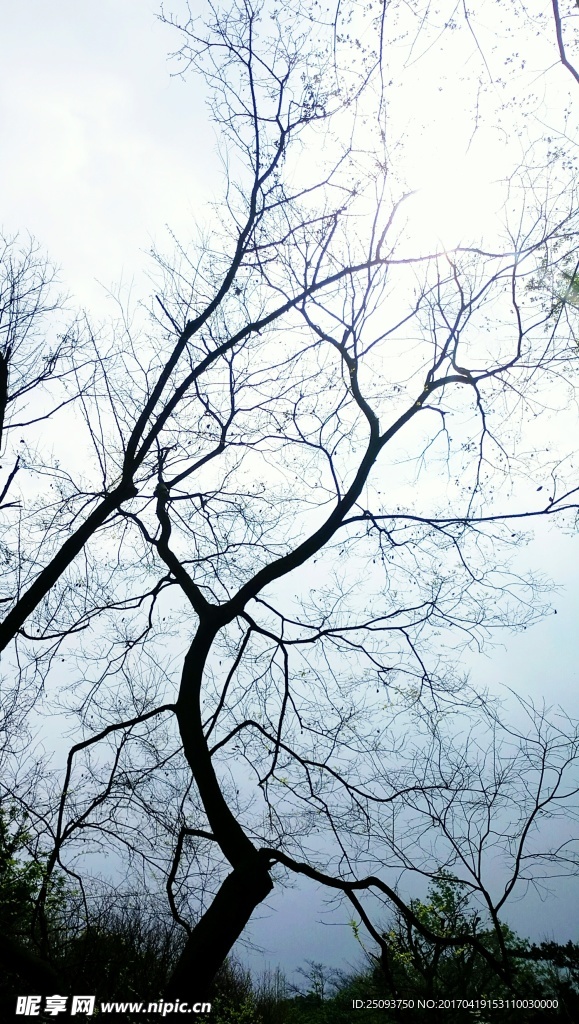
[2,0,579,982]
[0,0,216,309]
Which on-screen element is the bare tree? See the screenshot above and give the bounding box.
[1,0,579,1006]
[0,229,92,756]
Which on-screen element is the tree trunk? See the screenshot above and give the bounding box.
[164,857,273,1002]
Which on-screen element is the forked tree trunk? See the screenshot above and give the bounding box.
[166,628,275,1002]
[164,856,273,1002]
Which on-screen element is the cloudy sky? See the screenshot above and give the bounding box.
[2,0,578,982]
[1,0,218,310]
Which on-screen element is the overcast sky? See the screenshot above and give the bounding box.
[1,0,218,310]
[2,0,578,983]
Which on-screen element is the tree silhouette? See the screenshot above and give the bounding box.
[1,0,579,1006]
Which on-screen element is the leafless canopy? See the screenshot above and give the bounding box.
[1,0,579,1002]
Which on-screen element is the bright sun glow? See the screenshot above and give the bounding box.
[402,127,510,252]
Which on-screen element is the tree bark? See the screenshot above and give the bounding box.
[164,856,273,1002]
[166,620,274,1002]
